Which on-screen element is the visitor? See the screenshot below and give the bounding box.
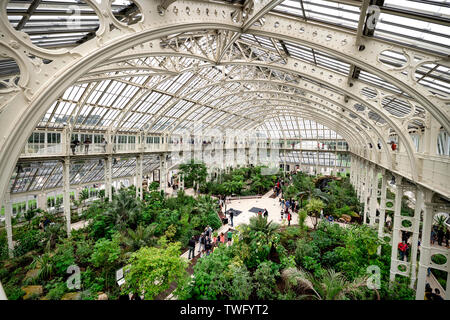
[227,230,233,245]
[263,208,268,219]
[446,229,450,248]
[220,232,225,244]
[83,137,91,154]
[281,198,285,209]
[188,236,196,260]
[398,241,407,261]
[437,228,444,246]
[43,216,51,230]
[390,141,397,151]
[205,237,212,256]
[431,228,436,245]
[433,288,444,300]
[101,137,108,153]
[287,212,292,226]
[424,283,433,300]
[206,225,212,238]
[228,209,234,227]
[198,233,205,254]
[257,210,262,217]
[70,136,80,155]
[328,215,334,222]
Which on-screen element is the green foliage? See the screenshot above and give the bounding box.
[305,198,325,230]
[253,261,280,299]
[30,253,55,281]
[45,279,68,300]
[90,233,121,269]
[179,159,208,190]
[187,245,237,300]
[123,242,188,300]
[51,240,76,276]
[122,224,157,251]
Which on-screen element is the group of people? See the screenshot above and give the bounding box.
[70,137,108,155]
[430,225,450,248]
[278,198,296,226]
[257,209,269,219]
[187,225,233,259]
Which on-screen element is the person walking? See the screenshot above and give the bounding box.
[398,241,407,261]
[70,136,80,155]
[198,233,205,254]
[227,230,233,246]
[228,209,234,227]
[287,211,292,226]
[188,236,196,260]
[205,237,212,256]
[431,228,436,245]
[263,208,268,219]
[101,137,108,153]
[83,137,91,154]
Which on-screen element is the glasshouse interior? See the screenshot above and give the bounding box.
[0,0,449,302]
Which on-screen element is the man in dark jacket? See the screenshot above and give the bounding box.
[229,209,234,227]
[188,236,196,260]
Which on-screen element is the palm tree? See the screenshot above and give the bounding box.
[434,215,447,233]
[122,224,157,251]
[282,268,366,300]
[105,189,143,230]
[247,215,279,242]
[307,269,367,300]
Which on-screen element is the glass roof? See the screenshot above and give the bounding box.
[2,0,450,196]
[10,155,159,194]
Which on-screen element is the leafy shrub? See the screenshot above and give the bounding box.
[253,261,280,299]
[45,279,68,300]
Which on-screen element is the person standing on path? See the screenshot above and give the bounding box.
[227,230,233,246]
[229,209,234,227]
[188,236,196,260]
[198,233,205,254]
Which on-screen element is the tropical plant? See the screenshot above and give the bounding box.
[305,198,325,230]
[30,253,55,281]
[179,159,208,191]
[123,241,188,300]
[104,189,143,231]
[253,261,280,299]
[122,224,157,251]
[306,269,367,300]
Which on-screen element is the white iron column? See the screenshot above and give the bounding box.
[377,170,388,255]
[363,161,370,224]
[105,156,112,202]
[135,155,143,199]
[159,154,167,194]
[415,194,434,300]
[369,164,378,226]
[4,192,14,258]
[62,157,71,237]
[389,176,403,284]
[409,186,423,288]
